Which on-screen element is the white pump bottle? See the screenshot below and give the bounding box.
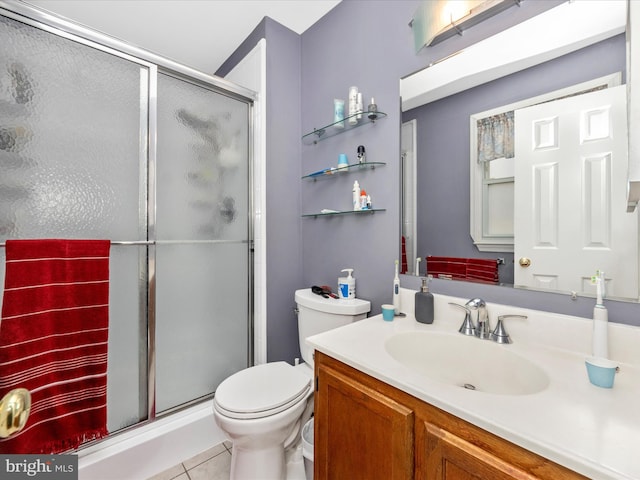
[338,268,356,299]
[592,270,608,358]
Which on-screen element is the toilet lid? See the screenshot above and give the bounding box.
[214,362,311,419]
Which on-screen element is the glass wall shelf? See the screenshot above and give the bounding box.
[302,111,387,145]
[302,208,386,218]
[302,161,386,180]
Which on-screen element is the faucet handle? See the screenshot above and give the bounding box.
[449,302,475,336]
[491,314,527,344]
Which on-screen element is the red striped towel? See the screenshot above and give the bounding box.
[427,256,499,284]
[0,239,110,454]
[401,236,408,274]
[426,256,468,281]
[466,258,499,284]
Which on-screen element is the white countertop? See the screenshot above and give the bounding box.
[306,290,640,480]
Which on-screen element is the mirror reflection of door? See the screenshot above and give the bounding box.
[402,120,417,275]
[514,85,638,299]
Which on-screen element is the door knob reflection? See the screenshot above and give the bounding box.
[519,257,532,267]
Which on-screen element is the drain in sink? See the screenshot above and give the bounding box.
[462,383,476,390]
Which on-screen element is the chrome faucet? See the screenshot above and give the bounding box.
[466,298,491,339]
[450,299,528,344]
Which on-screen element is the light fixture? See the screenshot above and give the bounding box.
[411,0,522,52]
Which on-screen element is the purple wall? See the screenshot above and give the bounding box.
[300,1,415,318]
[222,0,639,363]
[302,0,640,330]
[262,19,304,362]
[299,0,557,309]
[218,18,304,363]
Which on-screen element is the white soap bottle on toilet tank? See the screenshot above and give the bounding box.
[338,268,356,299]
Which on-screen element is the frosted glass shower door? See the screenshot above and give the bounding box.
[155,73,250,412]
[0,15,149,432]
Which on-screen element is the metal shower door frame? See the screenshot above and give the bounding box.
[0,0,256,428]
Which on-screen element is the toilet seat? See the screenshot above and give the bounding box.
[214,362,311,420]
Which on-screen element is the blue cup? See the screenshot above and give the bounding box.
[338,153,348,169]
[382,304,395,321]
[585,357,618,388]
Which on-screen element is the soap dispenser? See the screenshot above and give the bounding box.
[338,268,356,299]
[415,276,434,324]
[591,270,608,358]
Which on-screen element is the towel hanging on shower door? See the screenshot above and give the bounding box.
[0,239,110,454]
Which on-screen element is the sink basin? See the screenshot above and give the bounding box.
[384,332,549,395]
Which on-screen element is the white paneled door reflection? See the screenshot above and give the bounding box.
[514,85,638,299]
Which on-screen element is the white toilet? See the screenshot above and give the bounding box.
[213,288,370,480]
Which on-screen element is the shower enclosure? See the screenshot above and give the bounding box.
[0,2,254,441]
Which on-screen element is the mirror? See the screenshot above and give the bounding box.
[399,1,639,301]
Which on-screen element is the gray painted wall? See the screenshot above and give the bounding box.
[302,0,639,331]
[218,18,304,363]
[262,19,304,362]
[222,0,639,363]
[300,1,411,320]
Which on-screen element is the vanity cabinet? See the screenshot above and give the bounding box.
[314,352,587,480]
[314,356,414,479]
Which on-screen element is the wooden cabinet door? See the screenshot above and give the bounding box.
[315,361,414,480]
[420,420,542,480]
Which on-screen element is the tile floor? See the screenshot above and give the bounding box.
[147,440,310,480]
[147,441,232,480]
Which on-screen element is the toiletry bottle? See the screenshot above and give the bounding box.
[415,276,434,324]
[357,145,366,164]
[366,194,371,209]
[352,180,361,211]
[356,92,363,120]
[393,260,400,314]
[338,153,348,169]
[338,268,356,299]
[592,270,609,358]
[334,99,345,128]
[360,189,368,210]
[348,86,358,125]
[368,97,378,120]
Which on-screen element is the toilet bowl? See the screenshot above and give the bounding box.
[213,288,370,480]
[214,362,312,480]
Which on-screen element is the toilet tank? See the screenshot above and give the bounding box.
[295,288,371,366]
